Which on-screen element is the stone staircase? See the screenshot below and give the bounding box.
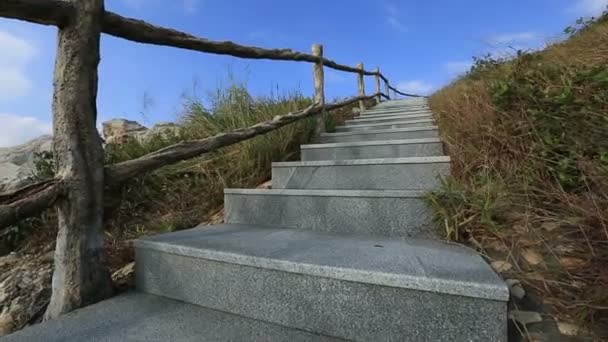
[3,99,509,342]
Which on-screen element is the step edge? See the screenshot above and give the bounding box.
[136,238,509,302]
[301,138,442,149]
[336,119,435,129]
[224,188,426,198]
[346,115,433,123]
[272,156,451,167]
[320,126,438,137]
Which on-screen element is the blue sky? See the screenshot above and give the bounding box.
[0,0,606,146]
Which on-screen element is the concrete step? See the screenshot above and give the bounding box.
[320,126,439,143]
[335,118,435,132]
[346,113,433,125]
[361,108,430,116]
[272,156,450,190]
[1,292,339,342]
[300,138,445,161]
[359,111,433,119]
[224,188,436,238]
[135,225,509,342]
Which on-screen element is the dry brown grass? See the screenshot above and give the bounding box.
[428,15,608,338]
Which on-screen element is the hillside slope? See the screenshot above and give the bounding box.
[429,15,608,339]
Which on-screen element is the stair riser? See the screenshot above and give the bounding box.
[225,192,436,238]
[272,162,450,190]
[320,129,439,143]
[301,142,444,160]
[361,109,429,116]
[136,250,507,342]
[336,120,434,132]
[346,114,433,125]
[359,112,432,119]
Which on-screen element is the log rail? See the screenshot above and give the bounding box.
[0,0,426,318]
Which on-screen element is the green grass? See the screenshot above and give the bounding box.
[428,14,608,334]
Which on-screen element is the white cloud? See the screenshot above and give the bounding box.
[569,0,608,16]
[486,32,540,45]
[182,0,198,14]
[445,61,473,75]
[0,113,51,147]
[384,2,407,33]
[0,30,36,101]
[387,17,407,32]
[397,80,434,95]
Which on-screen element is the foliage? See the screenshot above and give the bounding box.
[429,14,608,335]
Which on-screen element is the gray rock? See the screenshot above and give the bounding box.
[506,279,526,300]
[0,135,52,193]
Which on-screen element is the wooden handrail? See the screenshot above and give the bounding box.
[0,93,384,229]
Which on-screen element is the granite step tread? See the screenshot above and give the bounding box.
[224,188,436,238]
[300,138,445,160]
[346,114,433,124]
[320,126,439,143]
[135,225,508,341]
[136,224,509,301]
[1,292,340,342]
[359,111,433,119]
[271,156,450,190]
[360,109,430,116]
[335,118,435,131]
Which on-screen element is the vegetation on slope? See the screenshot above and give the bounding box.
[428,15,608,337]
[5,77,362,267]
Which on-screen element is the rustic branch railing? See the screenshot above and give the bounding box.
[0,0,424,319]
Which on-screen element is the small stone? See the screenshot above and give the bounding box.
[506,279,526,300]
[509,310,543,325]
[559,257,586,269]
[557,322,580,336]
[491,260,512,272]
[522,249,543,266]
[541,222,560,232]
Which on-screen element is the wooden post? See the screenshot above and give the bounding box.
[374,67,381,103]
[384,79,391,100]
[45,0,112,320]
[357,62,365,111]
[312,44,325,134]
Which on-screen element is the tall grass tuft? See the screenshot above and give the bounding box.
[104,78,317,237]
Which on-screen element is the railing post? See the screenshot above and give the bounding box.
[374,67,381,103]
[357,62,366,111]
[384,79,391,100]
[45,0,112,320]
[312,44,326,134]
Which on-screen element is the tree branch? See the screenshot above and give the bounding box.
[0,0,74,27]
[0,179,63,228]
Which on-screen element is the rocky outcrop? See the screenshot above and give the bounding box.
[102,119,180,144]
[0,250,53,336]
[102,119,147,144]
[0,136,52,194]
[0,119,182,195]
